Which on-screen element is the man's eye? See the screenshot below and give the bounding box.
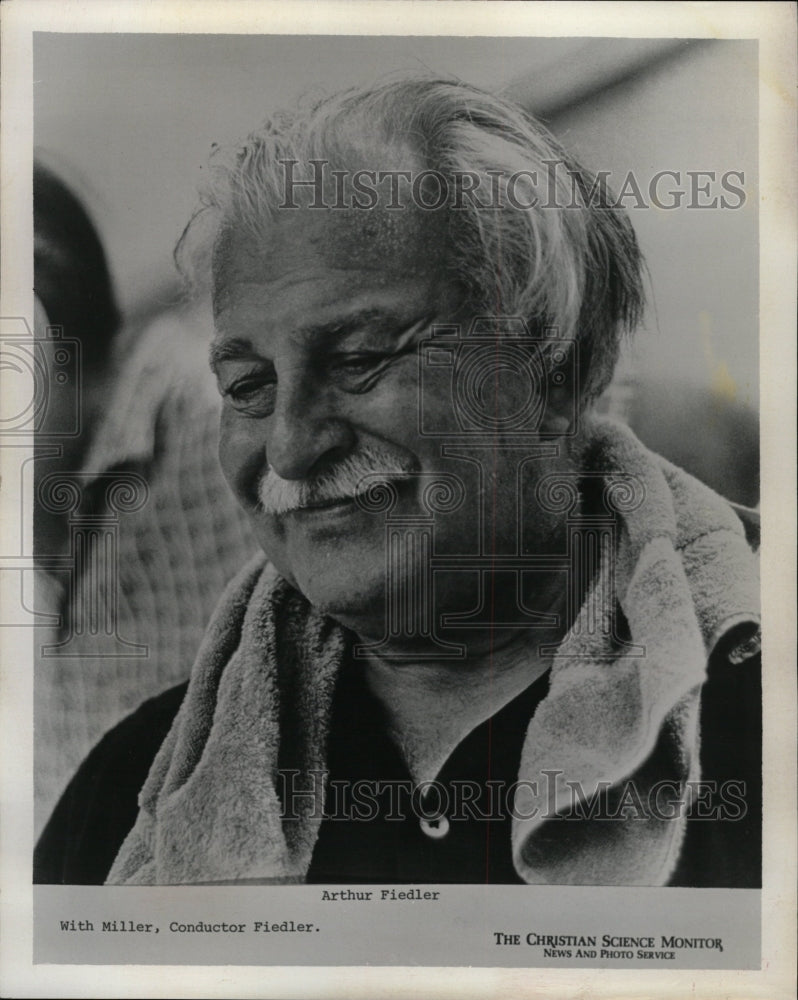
[222,376,277,416]
[330,350,410,390]
[335,355,383,375]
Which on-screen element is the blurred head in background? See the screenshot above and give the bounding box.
[33,162,123,551]
[34,161,121,374]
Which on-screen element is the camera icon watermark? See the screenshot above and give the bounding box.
[0,316,148,655]
[418,316,578,441]
[355,314,645,661]
[0,319,82,438]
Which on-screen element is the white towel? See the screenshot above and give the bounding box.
[108,419,760,885]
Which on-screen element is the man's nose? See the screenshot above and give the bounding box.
[265,373,355,480]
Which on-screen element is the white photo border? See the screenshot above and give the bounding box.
[1,2,795,998]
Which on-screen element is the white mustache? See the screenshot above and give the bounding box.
[258,446,416,515]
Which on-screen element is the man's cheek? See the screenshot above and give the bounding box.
[218,411,265,510]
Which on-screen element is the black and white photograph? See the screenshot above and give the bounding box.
[1,2,795,997]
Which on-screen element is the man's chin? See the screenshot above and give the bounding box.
[295,575,388,636]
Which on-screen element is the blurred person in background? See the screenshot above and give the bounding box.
[32,163,256,852]
[625,377,759,510]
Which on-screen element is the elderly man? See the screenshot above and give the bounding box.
[35,77,760,887]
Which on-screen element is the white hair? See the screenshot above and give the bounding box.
[177,74,645,403]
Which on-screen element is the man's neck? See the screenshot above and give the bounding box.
[361,626,553,786]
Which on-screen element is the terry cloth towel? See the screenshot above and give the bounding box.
[107,419,760,886]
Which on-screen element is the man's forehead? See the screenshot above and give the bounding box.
[212,205,451,305]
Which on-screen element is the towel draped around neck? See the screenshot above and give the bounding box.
[108,420,760,886]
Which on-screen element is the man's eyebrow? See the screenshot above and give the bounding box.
[209,307,422,372]
[208,337,261,373]
[298,307,408,343]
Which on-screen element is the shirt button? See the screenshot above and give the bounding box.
[419,815,450,839]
